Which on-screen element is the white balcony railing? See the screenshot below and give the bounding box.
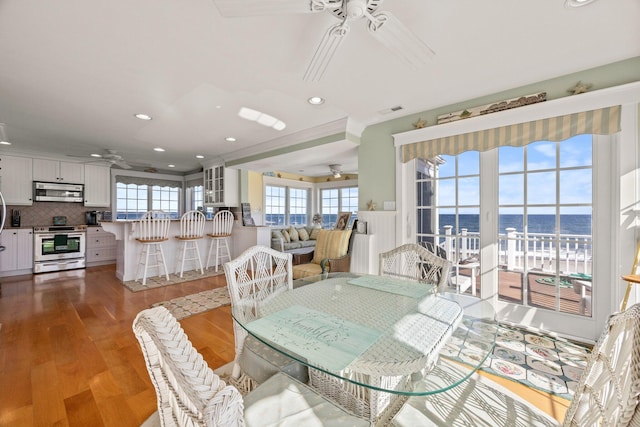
[436,226,592,275]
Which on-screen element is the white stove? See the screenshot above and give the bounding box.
[33,224,87,273]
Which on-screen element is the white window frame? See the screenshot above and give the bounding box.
[317,182,359,228]
[263,176,313,227]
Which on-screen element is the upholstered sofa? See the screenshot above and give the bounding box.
[271,226,321,252]
[292,229,354,279]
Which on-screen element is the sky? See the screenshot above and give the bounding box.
[436,134,593,216]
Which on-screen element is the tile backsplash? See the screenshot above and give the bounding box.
[5,202,89,227]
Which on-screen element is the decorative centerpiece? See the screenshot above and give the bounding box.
[312,213,322,226]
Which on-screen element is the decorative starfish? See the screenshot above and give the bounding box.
[413,117,427,129]
[568,81,592,95]
[367,200,376,211]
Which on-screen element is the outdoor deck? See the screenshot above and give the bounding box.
[451,267,591,317]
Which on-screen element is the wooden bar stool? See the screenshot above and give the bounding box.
[174,210,206,278]
[206,210,234,271]
[621,274,640,311]
[135,211,171,286]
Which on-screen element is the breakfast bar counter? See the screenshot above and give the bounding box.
[101,220,271,282]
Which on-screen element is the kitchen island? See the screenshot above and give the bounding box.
[101,220,271,282]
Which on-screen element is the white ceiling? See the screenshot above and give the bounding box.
[0,0,638,177]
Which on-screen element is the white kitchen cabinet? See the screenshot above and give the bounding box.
[203,164,238,207]
[33,158,84,183]
[0,228,33,275]
[0,155,33,205]
[84,164,111,207]
[86,226,117,266]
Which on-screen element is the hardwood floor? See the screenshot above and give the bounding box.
[0,265,234,427]
[0,265,568,426]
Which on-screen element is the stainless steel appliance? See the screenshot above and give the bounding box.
[11,209,20,227]
[33,224,86,273]
[85,211,101,225]
[33,181,84,203]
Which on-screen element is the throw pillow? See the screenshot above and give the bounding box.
[288,226,299,241]
[271,230,284,240]
[312,229,352,264]
[309,227,321,240]
[281,229,291,243]
[298,227,310,241]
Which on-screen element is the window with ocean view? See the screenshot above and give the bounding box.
[416,134,594,317]
[498,136,592,315]
[321,187,358,228]
[264,184,309,226]
[116,182,180,219]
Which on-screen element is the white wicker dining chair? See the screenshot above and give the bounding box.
[223,245,309,393]
[379,243,452,292]
[206,210,234,272]
[135,210,171,286]
[175,210,206,278]
[134,306,369,427]
[392,303,640,427]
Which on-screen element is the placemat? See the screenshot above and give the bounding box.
[347,275,433,298]
[246,305,382,371]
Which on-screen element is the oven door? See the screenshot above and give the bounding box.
[34,232,86,261]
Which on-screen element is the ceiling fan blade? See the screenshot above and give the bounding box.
[114,159,132,169]
[367,11,435,69]
[212,0,341,17]
[303,23,350,82]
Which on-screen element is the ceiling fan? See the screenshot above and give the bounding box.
[212,0,434,81]
[69,149,133,169]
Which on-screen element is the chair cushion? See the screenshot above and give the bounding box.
[288,226,299,241]
[244,372,368,427]
[391,359,560,427]
[292,263,324,279]
[312,230,352,264]
[298,227,310,241]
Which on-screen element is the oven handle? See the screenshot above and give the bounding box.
[36,233,85,239]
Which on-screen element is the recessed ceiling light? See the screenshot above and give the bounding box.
[153,147,165,152]
[196,155,204,159]
[134,113,152,120]
[225,137,236,142]
[168,164,175,168]
[90,153,102,158]
[308,96,325,105]
[0,141,11,145]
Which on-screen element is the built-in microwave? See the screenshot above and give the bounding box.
[33,181,84,203]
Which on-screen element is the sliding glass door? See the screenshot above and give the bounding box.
[415,134,605,338]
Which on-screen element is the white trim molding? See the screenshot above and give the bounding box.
[392,81,640,147]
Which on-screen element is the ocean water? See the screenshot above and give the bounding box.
[438,214,592,236]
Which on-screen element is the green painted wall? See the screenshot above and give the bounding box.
[358,57,640,210]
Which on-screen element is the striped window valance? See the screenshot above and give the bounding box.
[401,105,621,163]
[115,175,183,188]
[186,178,202,188]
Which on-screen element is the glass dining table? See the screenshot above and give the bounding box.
[231,272,497,422]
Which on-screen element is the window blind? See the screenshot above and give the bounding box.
[115,175,183,188]
[186,178,202,188]
[401,105,621,163]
